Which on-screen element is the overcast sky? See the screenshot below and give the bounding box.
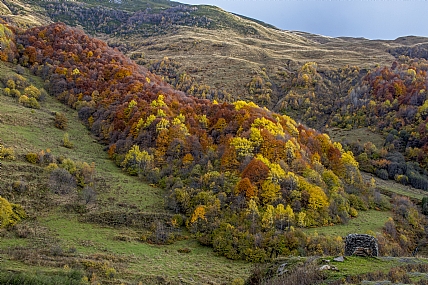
[179,0,428,40]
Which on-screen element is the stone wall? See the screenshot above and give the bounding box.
[345,234,378,257]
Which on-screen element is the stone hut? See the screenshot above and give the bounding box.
[345,234,378,257]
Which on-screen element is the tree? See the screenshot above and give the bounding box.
[340,151,362,185]
[261,205,275,230]
[235,177,256,199]
[261,180,280,204]
[241,158,269,187]
[246,199,260,233]
[121,145,154,176]
[230,137,254,159]
[274,203,295,230]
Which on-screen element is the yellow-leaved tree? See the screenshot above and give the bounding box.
[261,180,280,204]
[340,151,362,185]
[261,205,275,230]
[121,145,153,176]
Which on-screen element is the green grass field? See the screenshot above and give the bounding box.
[304,210,391,237]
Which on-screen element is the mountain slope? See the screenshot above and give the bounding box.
[2,0,428,112]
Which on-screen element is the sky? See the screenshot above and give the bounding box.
[179,0,428,40]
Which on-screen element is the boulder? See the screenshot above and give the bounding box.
[333,256,345,262]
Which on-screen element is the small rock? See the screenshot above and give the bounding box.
[333,256,345,262]
[319,265,331,271]
[277,263,289,276]
[322,259,331,263]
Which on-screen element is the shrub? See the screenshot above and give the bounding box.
[262,261,326,285]
[177,248,191,253]
[25,152,39,164]
[6,79,15,89]
[49,244,64,256]
[2,87,10,96]
[24,85,41,99]
[54,112,68,130]
[82,186,97,204]
[104,267,116,279]
[231,278,245,285]
[0,197,26,228]
[49,168,76,194]
[27,97,40,109]
[394,174,408,185]
[375,168,388,180]
[62,133,74,148]
[18,94,28,104]
[0,144,15,160]
[10,88,20,98]
[11,180,28,193]
[45,162,59,172]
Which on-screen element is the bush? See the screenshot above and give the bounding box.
[6,79,15,89]
[0,197,26,229]
[262,261,327,285]
[375,168,388,180]
[10,88,21,98]
[0,270,84,285]
[82,186,97,204]
[11,180,28,193]
[0,144,15,160]
[27,97,40,109]
[24,85,41,99]
[45,162,59,172]
[54,112,68,130]
[62,133,74,149]
[49,168,76,194]
[394,174,408,185]
[2,87,10,96]
[25,152,39,164]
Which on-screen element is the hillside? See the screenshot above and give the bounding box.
[1,1,428,283]
[0,59,253,284]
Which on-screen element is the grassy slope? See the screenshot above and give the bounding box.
[0,61,251,284]
[304,210,391,237]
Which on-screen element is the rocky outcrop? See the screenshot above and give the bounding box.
[345,234,378,257]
